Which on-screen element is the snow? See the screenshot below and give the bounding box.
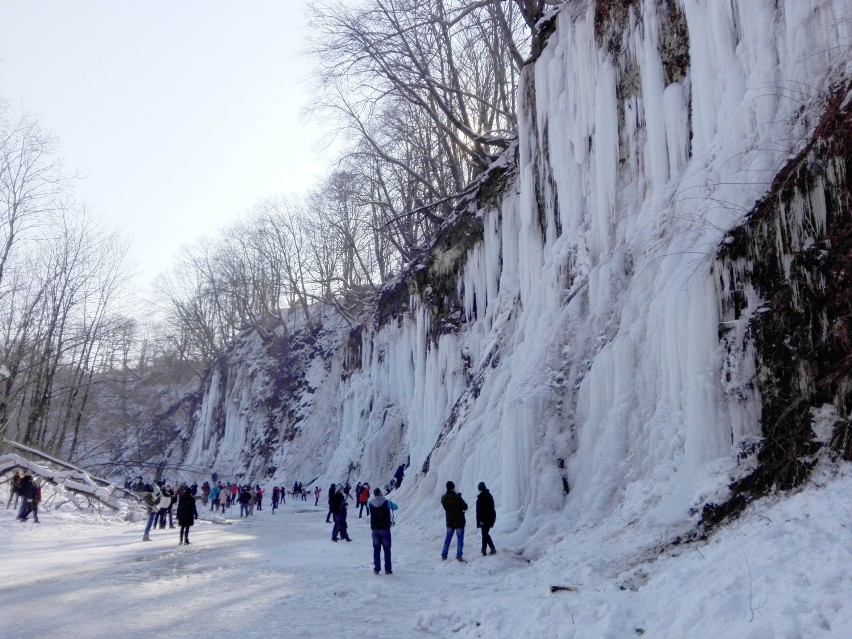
[2,461,850,638]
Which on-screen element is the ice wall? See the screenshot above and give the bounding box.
[173,0,850,554]
[337,0,847,539]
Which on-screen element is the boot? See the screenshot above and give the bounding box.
[142,535,151,541]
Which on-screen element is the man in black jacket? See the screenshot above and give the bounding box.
[369,488,393,574]
[440,481,468,562]
[475,482,497,556]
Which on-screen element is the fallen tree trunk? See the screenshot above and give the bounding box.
[0,450,132,512]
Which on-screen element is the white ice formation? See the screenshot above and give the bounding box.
[168,0,851,556]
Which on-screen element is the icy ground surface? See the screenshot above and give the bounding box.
[1,465,850,639]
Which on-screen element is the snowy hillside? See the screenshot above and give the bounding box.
[164,0,850,579]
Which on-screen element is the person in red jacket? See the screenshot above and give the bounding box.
[358,483,371,518]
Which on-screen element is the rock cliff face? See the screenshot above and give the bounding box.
[165,0,850,552]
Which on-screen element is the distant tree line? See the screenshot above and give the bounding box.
[0,103,136,459]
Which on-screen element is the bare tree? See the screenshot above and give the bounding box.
[307,0,528,228]
[144,0,540,375]
[0,106,67,290]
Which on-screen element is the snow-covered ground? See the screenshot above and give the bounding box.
[2,462,849,639]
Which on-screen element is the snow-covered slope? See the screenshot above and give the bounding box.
[166,0,850,562]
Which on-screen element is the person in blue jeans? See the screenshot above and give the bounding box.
[369,488,393,575]
[440,481,468,562]
[142,484,160,541]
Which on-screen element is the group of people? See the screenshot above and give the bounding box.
[141,482,198,544]
[6,470,41,524]
[321,475,496,575]
[8,466,499,570]
[291,481,309,501]
[440,480,496,562]
[322,478,397,574]
[199,481,278,514]
[134,472,498,568]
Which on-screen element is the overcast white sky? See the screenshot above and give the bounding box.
[0,0,330,287]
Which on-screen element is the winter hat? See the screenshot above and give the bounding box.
[446,481,455,491]
[478,482,486,491]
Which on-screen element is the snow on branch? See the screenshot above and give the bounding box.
[1,438,139,510]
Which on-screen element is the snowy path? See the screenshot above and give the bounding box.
[0,500,527,639]
[2,467,850,639]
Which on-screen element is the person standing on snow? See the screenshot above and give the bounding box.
[272,486,281,511]
[142,483,160,541]
[330,485,345,540]
[165,484,177,528]
[210,483,220,511]
[28,480,41,523]
[221,484,229,513]
[440,481,468,562]
[248,486,257,516]
[239,485,252,517]
[369,488,393,574]
[6,470,22,509]
[475,482,497,556]
[358,483,371,518]
[314,485,321,506]
[326,484,337,522]
[176,485,198,545]
[16,473,37,522]
[333,498,352,542]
